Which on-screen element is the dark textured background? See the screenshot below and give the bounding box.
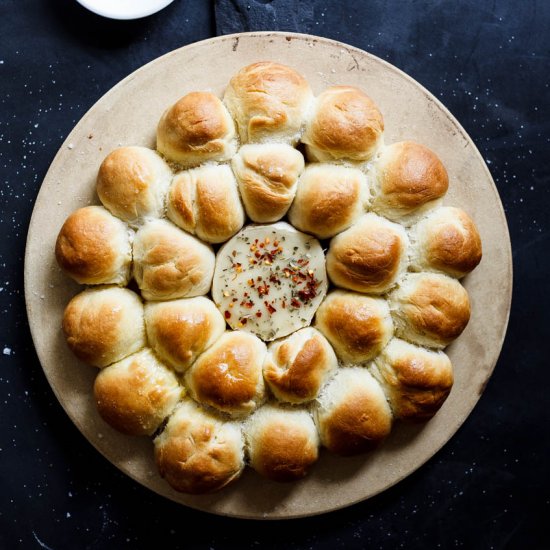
[1,0,549,548]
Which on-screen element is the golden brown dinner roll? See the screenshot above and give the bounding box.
[55,205,132,285]
[132,219,215,301]
[244,404,319,481]
[157,91,237,167]
[167,164,245,244]
[288,164,369,239]
[62,287,145,368]
[302,86,384,162]
[314,367,392,456]
[373,338,453,422]
[96,146,172,225]
[223,61,313,144]
[326,213,409,294]
[185,331,267,418]
[94,348,182,436]
[154,399,244,494]
[410,206,482,278]
[371,141,448,224]
[231,143,305,222]
[315,290,393,364]
[263,327,338,404]
[145,297,226,373]
[388,273,471,348]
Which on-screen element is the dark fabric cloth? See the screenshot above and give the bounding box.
[215,0,315,35]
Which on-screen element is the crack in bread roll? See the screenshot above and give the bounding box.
[223,61,313,144]
[145,297,226,373]
[315,290,393,364]
[372,338,454,421]
[167,164,245,244]
[55,206,132,285]
[62,287,145,368]
[244,404,319,481]
[388,273,471,349]
[185,331,267,418]
[409,206,482,278]
[302,86,384,162]
[96,146,172,226]
[154,399,244,494]
[370,141,448,224]
[288,164,369,239]
[326,213,409,294]
[314,367,392,456]
[263,327,338,404]
[232,143,304,223]
[132,219,215,301]
[93,348,182,436]
[157,91,237,167]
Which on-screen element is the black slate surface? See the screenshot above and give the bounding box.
[1,0,549,548]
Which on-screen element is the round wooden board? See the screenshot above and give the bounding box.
[24,32,512,519]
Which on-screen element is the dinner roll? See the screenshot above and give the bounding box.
[371,141,448,224]
[288,164,369,239]
[410,206,482,278]
[185,331,267,418]
[154,399,244,494]
[55,206,132,285]
[326,213,409,294]
[157,91,237,167]
[62,287,145,368]
[263,327,338,404]
[232,143,304,222]
[302,86,384,162]
[94,348,182,436]
[315,291,393,364]
[96,146,172,225]
[145,297,225,373]
[132,219,214,301]
[315,367,392,456]
[388,273,470,348]
[223,61,313,144]
[373,338,453,421]
[167,164,245,244]
[244,405,319,481]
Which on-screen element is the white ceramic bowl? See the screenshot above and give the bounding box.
[76,0,175,20]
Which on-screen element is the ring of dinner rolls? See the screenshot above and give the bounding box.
[55,60,482,495]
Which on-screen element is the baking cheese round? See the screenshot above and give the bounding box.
[212,222,328,341]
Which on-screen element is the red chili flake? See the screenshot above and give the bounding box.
[254,250,262,259]
[224,310,231,319]
[255,311,262,318]
[298,289,314,302]
[273,240,279,247]
[290,298,301,308]
[244,300,254,309]
[239,317,248,325]
[257,284,269,297]
[259,242,265,249]
[232,297,238,302]
[264,301,277,314]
